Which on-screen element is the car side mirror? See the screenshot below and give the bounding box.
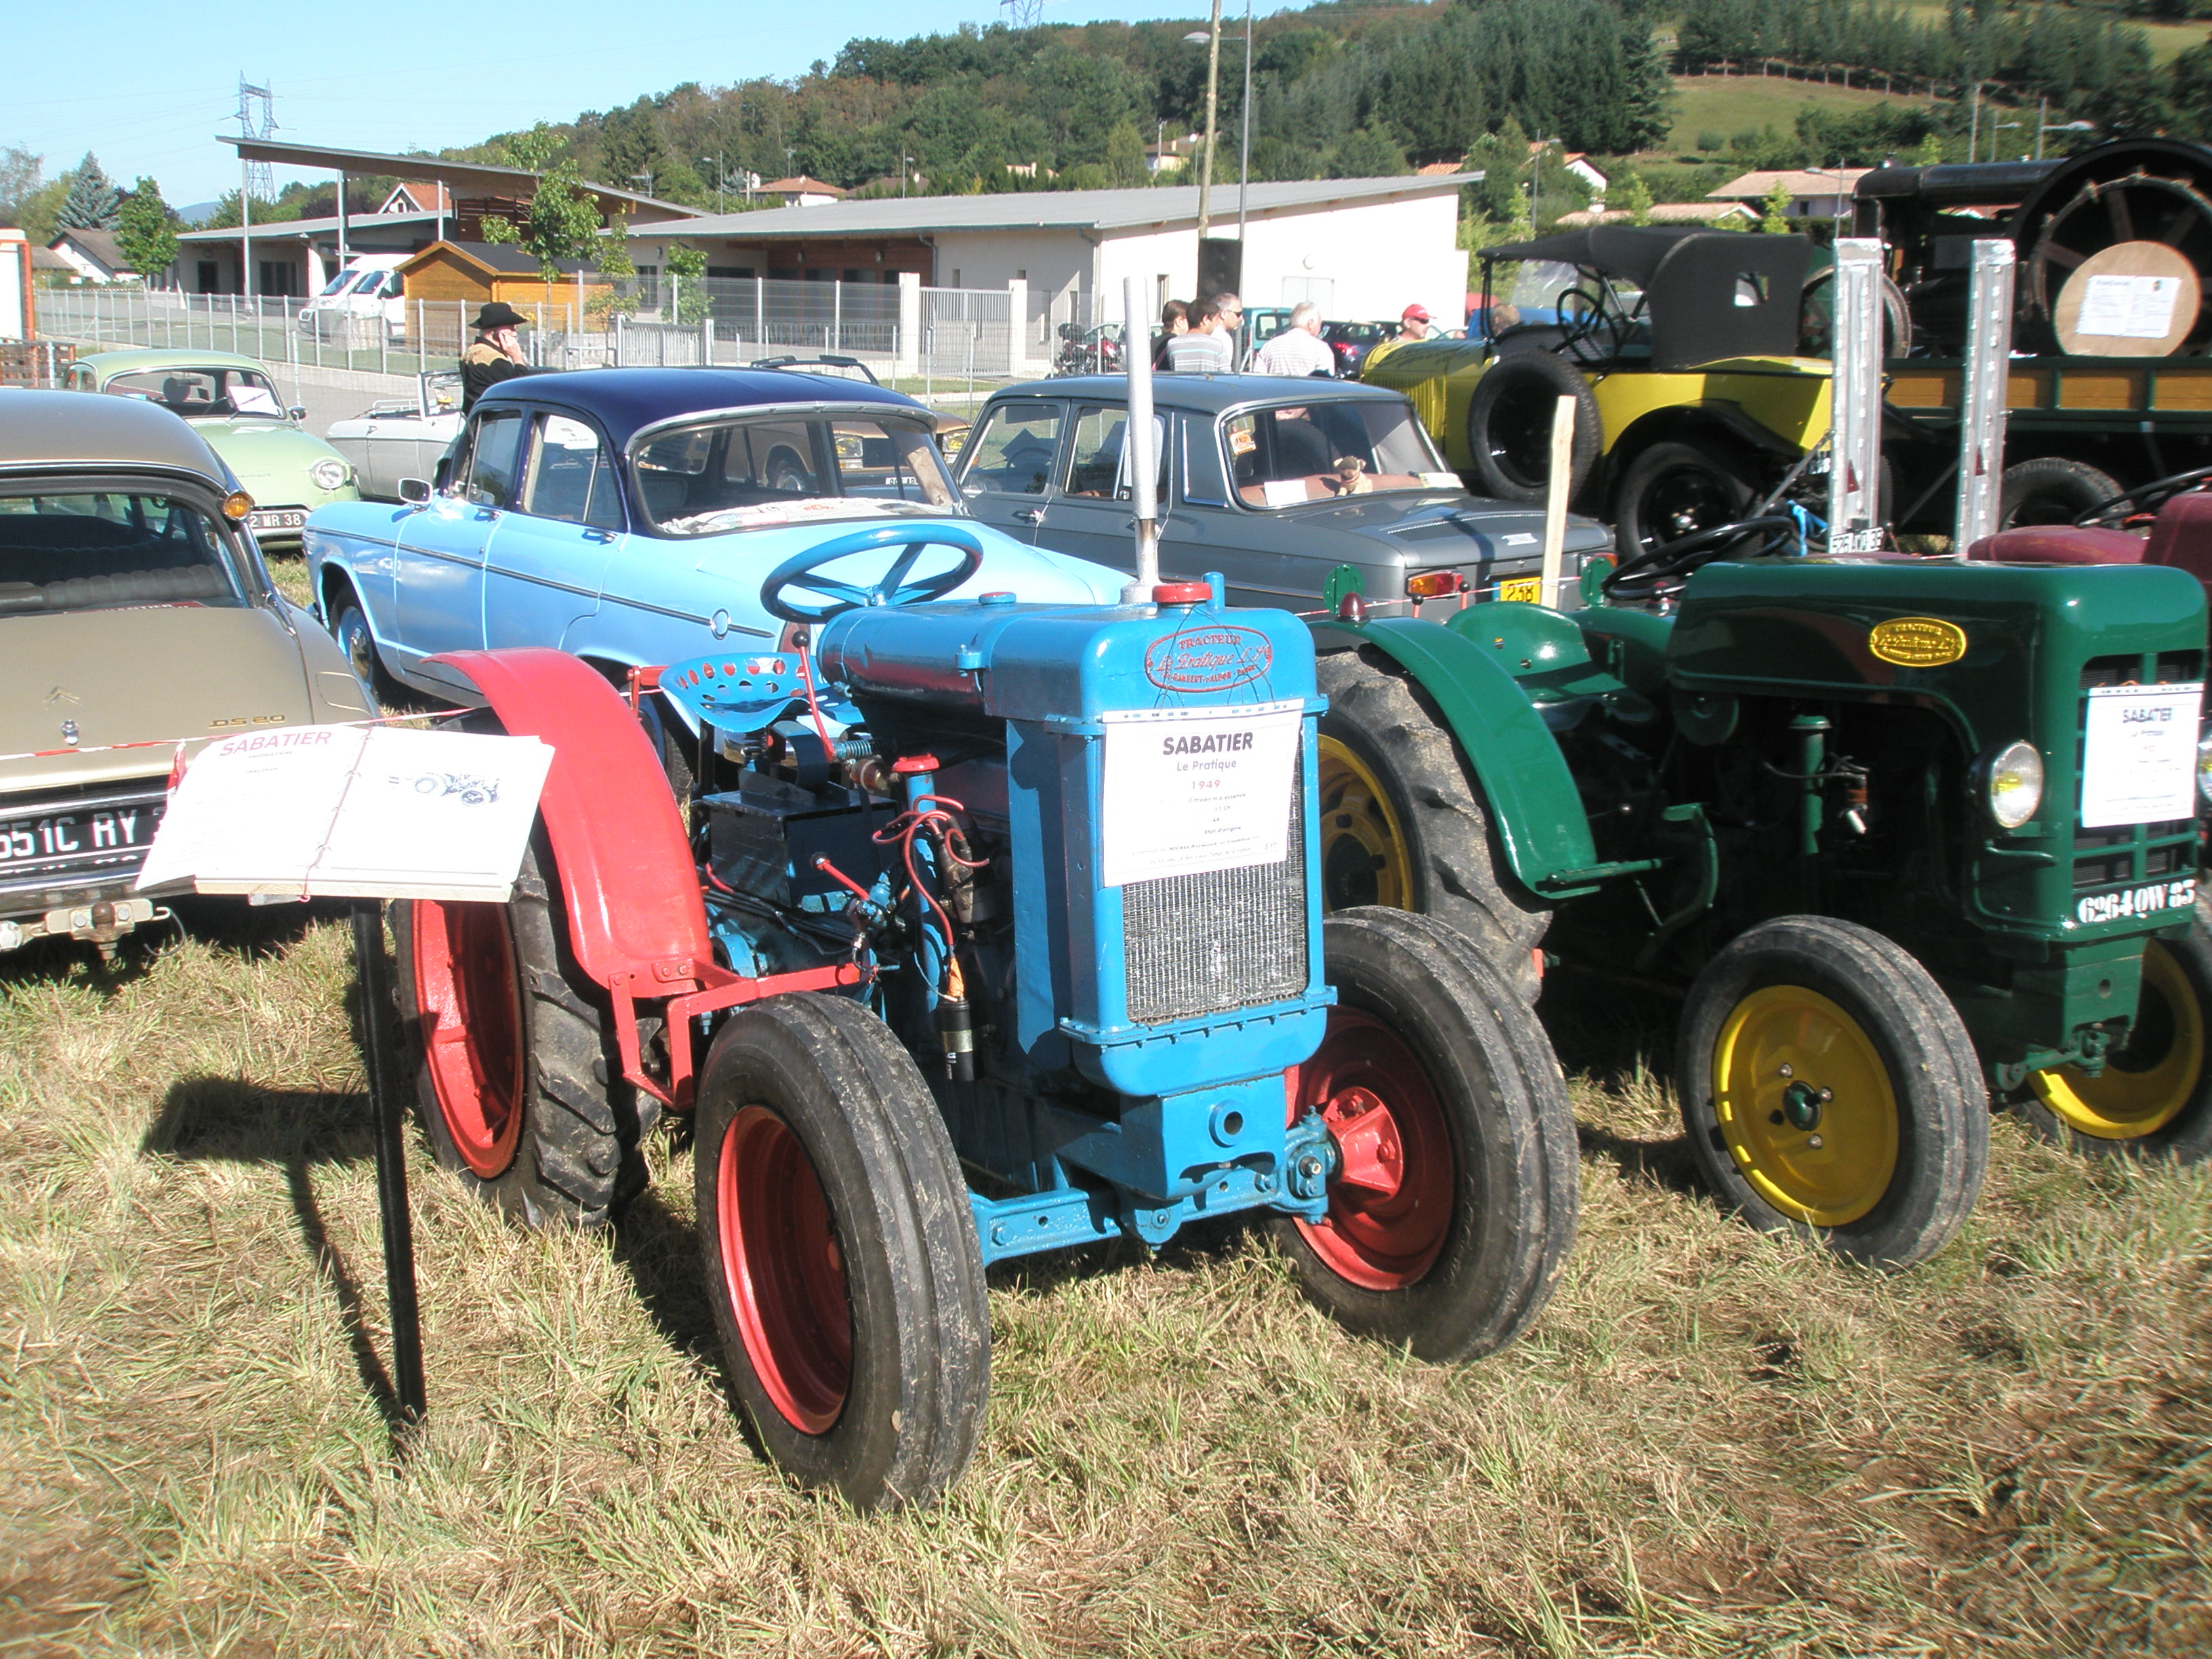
[398,476,432,504]
[287,405,308,422]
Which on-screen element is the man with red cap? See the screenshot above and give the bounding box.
[1398,302,1434,343]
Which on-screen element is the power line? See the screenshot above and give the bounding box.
[237,75,276,199]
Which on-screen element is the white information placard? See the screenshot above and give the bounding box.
[136,724,554,901]
[2077,274,2184,340]
[1099,700,1303,887]
[2079,682,2203,830]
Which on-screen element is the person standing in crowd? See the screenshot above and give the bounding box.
[1212,291,1246,367]
[460,302,535,411]
[1166,298,1235,373]
[1397,302,1434,343]
[1252,301,1334,377]
[1152,299,1189,370]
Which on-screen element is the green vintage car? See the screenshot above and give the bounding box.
[66,349,358,548]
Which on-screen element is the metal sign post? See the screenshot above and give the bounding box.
[352,899,427,1426]
[1952,239,2018,550]
[1828,238,1887,553]
[1122,274,1161,602]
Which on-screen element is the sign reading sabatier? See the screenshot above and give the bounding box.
[1099,699,1303,887]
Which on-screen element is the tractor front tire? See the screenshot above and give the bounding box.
[394,827,656,1229]
[1316,647,1549,1002]
[1275,907,1579,1361]
[2018,915,2212,1163]
[1677,916,1987,1269]
[695,993,989,1512]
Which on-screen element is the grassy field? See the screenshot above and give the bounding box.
[1664,73,1933,157]
[3,902,2209,1656]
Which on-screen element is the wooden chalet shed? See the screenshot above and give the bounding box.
[396,240,610,327]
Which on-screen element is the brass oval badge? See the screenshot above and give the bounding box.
[1868,617,1966,667]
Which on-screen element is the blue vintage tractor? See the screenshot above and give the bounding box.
[390,528,1579,1510]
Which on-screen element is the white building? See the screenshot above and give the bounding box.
[625,173,1475,346]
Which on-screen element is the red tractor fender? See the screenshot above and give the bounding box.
[428,647,710,992]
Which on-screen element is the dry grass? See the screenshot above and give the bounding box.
[2,920,2208,1657]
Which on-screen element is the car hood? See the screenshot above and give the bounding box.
[691,516,1128,605]
[0,606,319,794]
[1278,491,1613,565]
[191,419,346,497]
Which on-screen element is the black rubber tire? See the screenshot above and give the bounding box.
[1676,916,1988,1270]
[2011,914,2212,1164]
[393,826,657,1229]
[1999,457,2125,530]
[330,593,401,709]
[1315,646,1550,1002]
[1464,352,1601,506]
[1273,907,1578,1361]
[1611,439,1756,563]
[695,992,989,1511]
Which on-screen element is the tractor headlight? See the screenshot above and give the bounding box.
[1984,739,2045,830]
[310,458,350,493]
[2197,731,2212,807]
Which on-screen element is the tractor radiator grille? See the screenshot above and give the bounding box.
[1120,766,1307,1025]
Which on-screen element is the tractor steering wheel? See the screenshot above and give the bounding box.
[1601,516,1802,599]
[759,522,987,624]
[2072,464,2212,527]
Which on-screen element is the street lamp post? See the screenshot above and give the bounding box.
[1190,0,1223,239]
[1186,10,1255,251]
[2035,99,2097,161]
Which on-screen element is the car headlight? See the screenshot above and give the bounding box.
[2198,731,2212,808]
[310,458,350,493]
[1984,739,2045,830]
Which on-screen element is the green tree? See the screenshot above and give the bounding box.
[2173,34,2212,141]
[0,147,42,226]
[665,241,711,325]
[56,153,121,230]
[588,216,640,321]
[1912,131,1945,167]
[480,125,605,284]
[1761,176,1795,234]
[1105,120,1147,188]
[115,177,178,281]
[1612,169,1654,226]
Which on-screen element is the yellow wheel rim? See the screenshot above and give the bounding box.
[1711,984,1899,1227]
[1317,736,1412,913]
[2029,942,2203,1140]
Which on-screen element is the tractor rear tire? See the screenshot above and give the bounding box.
[1275,907,1579,1361]
[2016,915,2212,1163]
[695,992,989,1512]
[1464,352,1601,506]
[1676,916,1987,1269]
[1315,647,1549,1002]
[1998,457,2124,529]
[394,827,657,1229]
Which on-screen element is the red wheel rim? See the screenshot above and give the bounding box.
[1288,1008,1455,1289]
[716,1105,852,1434]
[412,899,525,1179]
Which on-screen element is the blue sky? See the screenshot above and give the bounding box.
[11,1,1209,206]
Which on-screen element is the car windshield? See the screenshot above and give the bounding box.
[0,489,247,615]
[316,271,360,298]
[104,366,285,419]
[1223,399,1454,508]
[632,412,959,535]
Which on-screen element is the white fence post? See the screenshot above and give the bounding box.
[896,272,920,380]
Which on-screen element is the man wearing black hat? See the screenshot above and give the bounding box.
[460,302,535,410]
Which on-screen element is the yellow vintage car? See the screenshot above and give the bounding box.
[1361,226,1831,558]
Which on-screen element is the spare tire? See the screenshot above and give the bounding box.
[1464,352,1601,506]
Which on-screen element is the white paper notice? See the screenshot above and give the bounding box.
[2076,274,2184,340]
[2079,682,2203,830]
[1099,700,1303,887]
[136,725,554,901]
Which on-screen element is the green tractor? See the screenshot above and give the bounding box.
[1313,535,2211,1267]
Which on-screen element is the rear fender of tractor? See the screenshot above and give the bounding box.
[428,647,712,994]
[1332,617,1609,901]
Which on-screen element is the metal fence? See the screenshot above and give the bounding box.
[37,274,1039,409]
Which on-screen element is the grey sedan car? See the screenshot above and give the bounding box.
[954,375,1611,611]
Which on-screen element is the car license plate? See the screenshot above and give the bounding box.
[0,802,164,869]
[249,509,307,532]
[1497,577,1541,603]
[2076,876,2196,927]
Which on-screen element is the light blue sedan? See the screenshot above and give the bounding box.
[303,368,1128,718]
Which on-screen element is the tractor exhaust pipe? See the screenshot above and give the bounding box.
[1122,274,1161,602]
